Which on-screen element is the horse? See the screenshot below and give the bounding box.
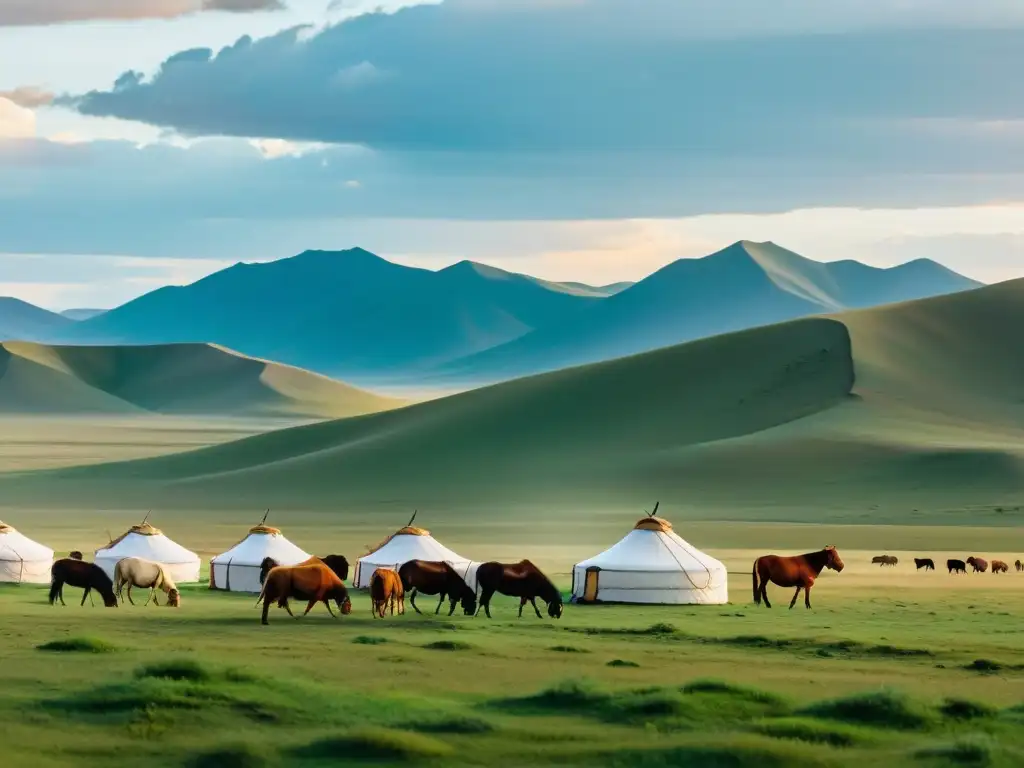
[914,558,935,571]
[259,555,349,586]
[947,559,967,574]
[1016,560,1023,573]
[398,560,476,616]
[871,555,897,566]
[370,568,405,618]
[256,562,351,625]
[991,560,1009,574]
[967,557,988,573]
[68,551,83,560]
[113,557,181,607]
[752,546,845,609]
[49,558,118,608]
[475,560,563,619]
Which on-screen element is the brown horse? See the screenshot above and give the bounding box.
[967,557,988,573]
[752,546,845,609]
[370,568,405,618]
[398,560,477,616]
[49,559,118,608]
[259,555,349,586]
[1016,560,1023,573]
[475,560,563,619]
[991,560,1009,574]
[256,563,351,625]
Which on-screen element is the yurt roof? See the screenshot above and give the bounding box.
[634,516,673,533]
[0,520,14,534]
[103,522,163,550]
[248,524,282,535]
[363,525,430,557]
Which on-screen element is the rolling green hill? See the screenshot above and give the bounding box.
[5,278,1022,521]
[0,341,402,419]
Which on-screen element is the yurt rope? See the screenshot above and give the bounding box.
[653,533,713,591]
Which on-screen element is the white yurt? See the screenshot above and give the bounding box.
[571,512,728,605]
[95,521,201,583]
[0,520,54,584]
[352,517,475,589]
[210,523,311,593]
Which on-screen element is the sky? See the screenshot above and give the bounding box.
[1,0,1023,310]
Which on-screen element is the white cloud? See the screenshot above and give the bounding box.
[0,96,34,138]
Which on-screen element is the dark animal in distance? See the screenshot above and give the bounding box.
[49,558,118,608]
[259,555,349,586]
[68,551,83,560]
[753,546,845,609]
[914,558,935,571]
[947,559,967,574]
[1016,560,1023,572]
[475,560,563,619]
[991,560,1009,574]
[398,560,476,616]
[256,562,351,625]
[370,568,405,618]
[967,557,988,573]
[871,555,898,567]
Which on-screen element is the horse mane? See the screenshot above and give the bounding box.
[521,560,560,602]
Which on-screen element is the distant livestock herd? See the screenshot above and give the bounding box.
[872,555,1023,574]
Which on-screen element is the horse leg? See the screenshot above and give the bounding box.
[126,584,136,606]
[435,591,446,615]
[518,597,527,618]
[789,587,801,609]
[323,598,336,618]
[805,584,813,609]
[761,581,772,609]
[408,587,423,615]
[447,596,458,617]
[476,588,493,618]
[530,597,542,618]
[58,584,66,606]
[282,599,296,618]
[80,586,91,606]
[261,600,271,625]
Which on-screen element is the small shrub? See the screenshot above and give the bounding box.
[37,636,117,654]
[549,645,590,653]
[607,659,640,668]
[408,715,494,734]
[753,718,862,747]
[643,623,678,635]
[191,744,275,768]
[915,735,993,765]
[295,728,452,761]
[135,660,214,682]
[683,679,787,707]
[964,659,1002,673]
[422,640,472,651]
[940,698,997,721]
[352,636,388,645]
[800,690,933,730]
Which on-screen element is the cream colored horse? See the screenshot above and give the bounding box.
[113,557,181,607]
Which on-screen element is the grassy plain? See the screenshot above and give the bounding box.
[2,559,1024,768]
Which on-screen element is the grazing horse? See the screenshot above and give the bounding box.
[370,568,405,618]
[1016,560,1023,573]
[872,555,898,567]
[752,546,845,609]
[914,558,935,571]
[398,560,476,616]
[259,555,349,586]
[49,559,118,608]
[113,557,181,607]
[475,560,563,619]
[991,560,1009,574]
[256,562,351,625]
[967,557,988,573]
[947,559,967,574]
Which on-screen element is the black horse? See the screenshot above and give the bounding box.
[259,555,350,585]
[49,558,118,607]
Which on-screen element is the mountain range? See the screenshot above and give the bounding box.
[3,242,979,388]
[8,278,1022,519]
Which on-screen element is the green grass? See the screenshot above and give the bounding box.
[36,636,118,653]
[3,577,1024,766]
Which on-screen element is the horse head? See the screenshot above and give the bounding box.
[336,592,353,615]
[166,588,181,608]
[547,598,564,619]
[259,557,279,586]
[69,551,83,560]
[824,546,845,572]
[460,591,477,616]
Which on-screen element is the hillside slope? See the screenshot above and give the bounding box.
[0,297,73,342]
[0,342,402,419]
[6,279,1024,521]
[433,241,979,385]
[65,249,600,380]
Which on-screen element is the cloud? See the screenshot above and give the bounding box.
[66,0,1024,165]
[0,0,284,27]
[0,97,35,138]
[0,86,54,108]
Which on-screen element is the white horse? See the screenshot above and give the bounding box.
[113,557,181,607]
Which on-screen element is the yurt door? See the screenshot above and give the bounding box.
[583,568,600,602]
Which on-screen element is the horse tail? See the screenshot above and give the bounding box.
[752,559,761,605]
[255,578,269,607]
[48,571,62,605]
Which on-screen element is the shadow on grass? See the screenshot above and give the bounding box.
[292,728,452,762]
[37,636,118,653]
